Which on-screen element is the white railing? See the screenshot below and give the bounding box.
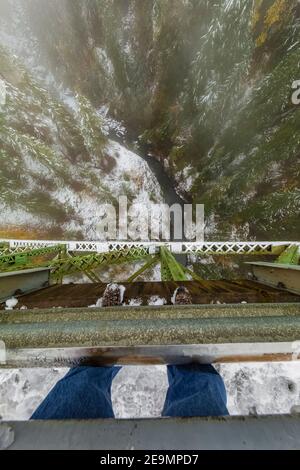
[1,239,299,255]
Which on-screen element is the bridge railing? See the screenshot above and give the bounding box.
[1,239,299,255]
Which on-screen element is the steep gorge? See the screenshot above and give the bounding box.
[0,0,299,240]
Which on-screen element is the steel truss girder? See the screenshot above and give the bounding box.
[0,240,299,283]
[0,242,9,256]
[160,247,188,281]
[50,246,150,281]
[0,245,64,271]
[126,256,159,283]
[276,245,300,265]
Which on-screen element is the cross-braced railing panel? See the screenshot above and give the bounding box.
[2,239,298,255]
[182,242,293,255]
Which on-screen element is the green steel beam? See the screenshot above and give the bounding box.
[180,265,204,283]
[84,270,102,283]
[0,241,9,256]
[160,247,188,281]
[0,245,64,272]
[166,258,213,288]
[276,245,300,265]
[66,252,102,283]
[3,314,300,349]
[1,304,300,351]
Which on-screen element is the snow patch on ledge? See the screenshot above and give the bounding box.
[1,363,300,420]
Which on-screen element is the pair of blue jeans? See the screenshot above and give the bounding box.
[31,365,229,419]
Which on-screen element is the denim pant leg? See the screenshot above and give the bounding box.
[162,364,229,418]
[31,366,121,420]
